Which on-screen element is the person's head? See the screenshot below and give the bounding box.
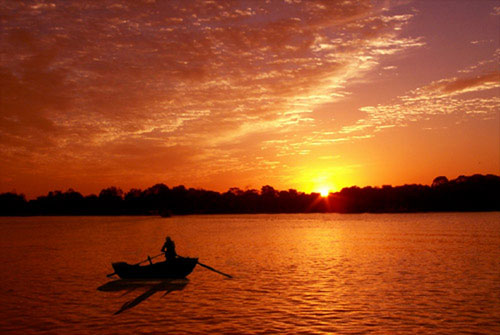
[166,236,171,242]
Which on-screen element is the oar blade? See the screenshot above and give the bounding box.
[198,262,233,278]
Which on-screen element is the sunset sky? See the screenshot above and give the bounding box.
[1,0,499,198]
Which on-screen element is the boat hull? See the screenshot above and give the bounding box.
[112,257,198,279]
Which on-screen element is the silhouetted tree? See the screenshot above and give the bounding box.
[0,192,28,215]
[0,174,498,215]
[98,187,124,214]
[432,176,449,188]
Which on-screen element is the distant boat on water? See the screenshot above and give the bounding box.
[159,209,172,217]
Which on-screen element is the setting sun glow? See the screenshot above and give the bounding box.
[318,187,333,197]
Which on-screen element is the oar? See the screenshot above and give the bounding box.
[197,261,233,278]
[106,253,164,277]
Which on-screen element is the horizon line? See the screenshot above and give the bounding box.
[4,173,498,200]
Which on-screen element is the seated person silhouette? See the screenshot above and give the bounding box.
[161,236,177,261]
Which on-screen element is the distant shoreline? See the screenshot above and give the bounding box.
[1,211,499,218]
[1,174,499,216]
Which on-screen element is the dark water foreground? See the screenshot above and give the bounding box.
[1,213,499,334]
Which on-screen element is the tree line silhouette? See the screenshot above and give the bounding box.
[0,174,498,216]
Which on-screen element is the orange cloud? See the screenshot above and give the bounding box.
[2,0,497,197]
[352,61,500,136]
[423,72,500,97]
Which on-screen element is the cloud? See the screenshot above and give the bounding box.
[413,72,500,99]
[350,64,500,136]
[1,0,428,192]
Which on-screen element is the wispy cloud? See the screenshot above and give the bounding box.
[1,0,497,195]
[411,72,500,99]
[0,1,424,187]
[351,58,500,135]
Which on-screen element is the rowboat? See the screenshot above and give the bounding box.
[97,278,189,292]
[111,257,198,279]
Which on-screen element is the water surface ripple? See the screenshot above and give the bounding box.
[1,213,499,334]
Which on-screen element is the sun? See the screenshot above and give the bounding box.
[318,187,331,197]
[303,173,338,197]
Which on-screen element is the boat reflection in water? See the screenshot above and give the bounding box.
[97,279,189,315]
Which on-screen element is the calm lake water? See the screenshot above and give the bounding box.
[0,213,499,334]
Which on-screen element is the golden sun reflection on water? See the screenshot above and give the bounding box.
[0,213,499,334]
